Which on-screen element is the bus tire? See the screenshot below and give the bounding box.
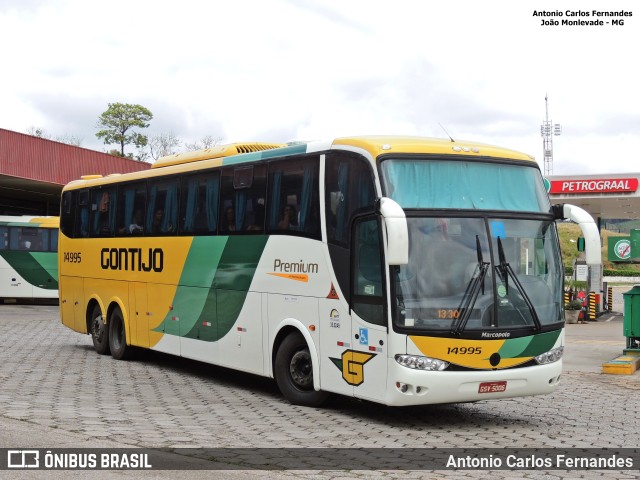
[90,305,110,355]
[274,332,329,407]
[108,307,132,360]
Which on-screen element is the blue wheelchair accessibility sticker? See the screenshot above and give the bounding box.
[359,328,368,345]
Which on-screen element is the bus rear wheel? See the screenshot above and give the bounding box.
[275,332,329,407]
[108,307,133,360]
[90,305,110,355]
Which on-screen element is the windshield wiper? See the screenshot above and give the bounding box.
[496,237,542,331]
[451,236,489,335]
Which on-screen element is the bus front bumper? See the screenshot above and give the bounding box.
[384,359,562,406]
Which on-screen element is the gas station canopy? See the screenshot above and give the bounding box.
[547,174,640,221]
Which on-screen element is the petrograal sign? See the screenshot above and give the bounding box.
[550,178,638,194]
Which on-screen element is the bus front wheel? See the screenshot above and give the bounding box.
[108,307,133,360]
[90,305,110,355]
[274,332,329,407]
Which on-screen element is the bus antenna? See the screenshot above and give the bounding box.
[438,123,455,142]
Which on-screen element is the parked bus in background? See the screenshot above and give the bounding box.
[0,216,59,302]
[58,136,600,407]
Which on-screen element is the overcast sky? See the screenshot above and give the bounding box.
[1,0,638,174]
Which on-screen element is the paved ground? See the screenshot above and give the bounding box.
[0,305,639,479]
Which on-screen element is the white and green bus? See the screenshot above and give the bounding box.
[58,136,600,407]
[0,216,59,302]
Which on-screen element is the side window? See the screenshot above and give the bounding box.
[76,190,90,238]
[0,226,7,249]
[325,154,376,245]
[180,171,219,235]
[267,156,320,237]
[146,178,179,235]
[219,165,266,233]
[60,191,74,237]
[116,183,146,236]
[50,229,59,252]
[31,228,47,251]
[90,187,116,237]
[8,228,20,250]
[352,217,385,326]
[9,227,41,251]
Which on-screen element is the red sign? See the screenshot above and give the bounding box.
[550,178,638,194]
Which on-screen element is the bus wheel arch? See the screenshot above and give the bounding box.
[273,326,329,407]
[108,303,133,360]
[87,300,110,355]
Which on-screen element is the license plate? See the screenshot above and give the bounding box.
[478,381,507,394]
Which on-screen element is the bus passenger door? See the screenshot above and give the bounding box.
[319,216,388,402]
[319,292,354,398]
[349,216,388,403]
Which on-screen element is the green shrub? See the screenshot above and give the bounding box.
[565,299,584,310]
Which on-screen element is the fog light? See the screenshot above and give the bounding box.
[396,382,409,393]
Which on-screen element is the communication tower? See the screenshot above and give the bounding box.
[540,95,562,175]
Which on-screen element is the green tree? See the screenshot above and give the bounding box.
[95,103,153,158]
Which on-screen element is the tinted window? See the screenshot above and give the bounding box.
[147,178,179,235]
[325,154,376,245]
[91,187,117,236]
[60,191,74,237]
[267,157,320,237]
[219,165,266,233]
[180,171,220,235]
[117,183,146,236]
[352,216,385,326]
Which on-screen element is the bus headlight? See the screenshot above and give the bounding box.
[535,346,564,365]
[395,354,449,371]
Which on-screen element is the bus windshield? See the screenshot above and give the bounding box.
[380,158,550,212]
[392,216,563,333]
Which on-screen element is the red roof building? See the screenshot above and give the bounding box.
[0,128,150,215]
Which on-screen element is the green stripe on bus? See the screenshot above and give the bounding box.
[497,330,561,359]
[517,330,562,357]
[157,235,268,342]
[0,251,58,289]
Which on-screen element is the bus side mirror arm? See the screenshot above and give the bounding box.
[378,197,409,265]
[552,203,602,266]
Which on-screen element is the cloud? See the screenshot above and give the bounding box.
[0,1,637,171]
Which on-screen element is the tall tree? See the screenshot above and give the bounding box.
[95,103,153,158]
[149,132,182,161]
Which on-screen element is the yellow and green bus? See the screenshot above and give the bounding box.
[0,216,59,301]
[58,136,600,407]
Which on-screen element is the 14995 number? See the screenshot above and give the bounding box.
[63,252,82,263]
[447,346,482,355]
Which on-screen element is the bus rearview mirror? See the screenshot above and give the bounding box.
[378,197,408,265]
